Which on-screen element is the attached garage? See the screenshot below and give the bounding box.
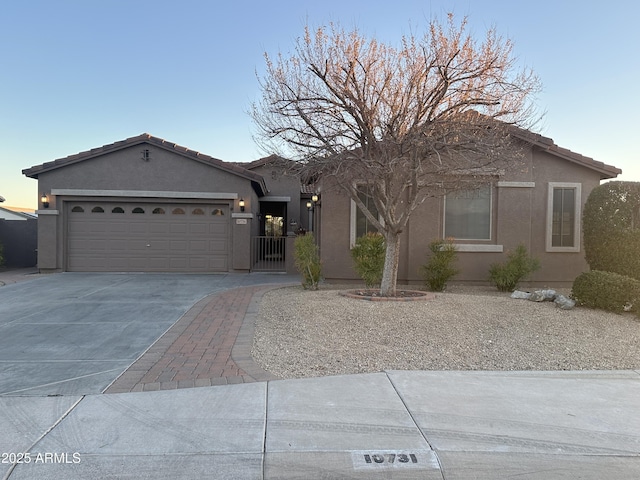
[66,202,230,272]
[23,133,270,273]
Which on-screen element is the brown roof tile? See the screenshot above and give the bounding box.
[509,127,621,179]
[22,133,268,195]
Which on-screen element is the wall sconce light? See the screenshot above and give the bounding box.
[306,200,312,210]
[239,198,245,212]
[41,194,49,209]
[311,193,319,203]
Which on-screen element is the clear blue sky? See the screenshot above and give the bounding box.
[1,0,638,209]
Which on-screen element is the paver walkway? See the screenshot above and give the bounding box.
[104,284,282,394]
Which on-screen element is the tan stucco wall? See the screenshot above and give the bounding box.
[34,144,259,272]
[319,145,606,287]
[248,164,304,233]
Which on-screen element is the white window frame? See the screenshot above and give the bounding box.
[546,182,581,253]
[443,185,493,241]
[349,197,383,247]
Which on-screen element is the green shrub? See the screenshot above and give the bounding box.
[583,181,640,281]
[489,244,540,292]
[350,233,385,288]
[571,270,640,314]
[420,238,459,291]
[293,233,322,290]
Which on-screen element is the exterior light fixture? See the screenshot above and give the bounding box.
[306,201,312,210]
[41,194,50,209]
[311,193,319,203]
[239,198,245,212]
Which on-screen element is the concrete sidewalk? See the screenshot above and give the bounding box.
[1,370,639,479]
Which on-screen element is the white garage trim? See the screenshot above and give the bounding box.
[52,189,238,200]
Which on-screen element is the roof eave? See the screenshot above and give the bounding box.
[509,127,621,180]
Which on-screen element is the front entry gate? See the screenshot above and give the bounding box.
[251,236,286,272]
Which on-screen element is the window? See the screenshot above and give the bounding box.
[172,208,185,215]
[547,183,581,252]
[132,207,145,214]
[152,207,165,214]
[444,185,492,240]
[91,206,105,213]
[192,208,205,215]
[111,207,125,213]
[212,208,225,216]
[71,206,84,213]
[349,187,380,246]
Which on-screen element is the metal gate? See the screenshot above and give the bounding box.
[251,236,286,272]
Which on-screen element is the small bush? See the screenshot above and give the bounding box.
[350,233,385,288]
[572,270,640,314]
[420,238,459,291]
[489,244,540,292]
[294,233,322,290]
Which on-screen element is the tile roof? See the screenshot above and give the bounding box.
[22,133,268,195]
[509,127,621,179]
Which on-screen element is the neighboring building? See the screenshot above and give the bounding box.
[22,131,620,286]
[0,206,38,268]
[0,206,37,221]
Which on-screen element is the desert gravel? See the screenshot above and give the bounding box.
[252,285,640,379]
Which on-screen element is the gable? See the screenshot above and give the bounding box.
[22,133,268,196]
[510,128,621,180]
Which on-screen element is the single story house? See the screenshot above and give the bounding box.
[23,131,620,286]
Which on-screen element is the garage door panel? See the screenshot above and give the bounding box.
[128,223,148,234]
[129,241,152,251]
[149,223,170,235]
[107,257,128,269]
[67,202,229,272]
[170,241,188,252]
[209,239,227,253]
[170,223,188,234]
[208,256,228,270]
[169,258,189,269]
[149,240,170,250]
[209,223,227,236]
[188,228,206,238]
[110,240,128,251]
[189,240,207,252]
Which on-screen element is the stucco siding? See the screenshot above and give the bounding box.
[319,144,608,287]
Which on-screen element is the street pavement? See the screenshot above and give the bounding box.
[0,270,639,479]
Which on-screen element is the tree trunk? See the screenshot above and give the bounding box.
[380,233,401,296]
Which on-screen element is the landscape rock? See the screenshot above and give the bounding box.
[540,289,557,301]
[554,294,576,310]
[510,290,532,300]
[528,291,547,302]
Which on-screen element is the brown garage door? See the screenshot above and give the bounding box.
[67,202,229,272]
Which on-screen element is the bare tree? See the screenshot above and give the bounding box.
[252,14,541,296]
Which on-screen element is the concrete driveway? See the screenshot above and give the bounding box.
[0,272,293,396]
